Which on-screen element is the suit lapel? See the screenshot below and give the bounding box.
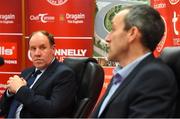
[32,59,59,90]
[100,54,155,116]
[92,77,114,117]
[21,68,34,81]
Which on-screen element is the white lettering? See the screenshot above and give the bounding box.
[154,3,166,9]
[0,14,15,24]
[30,15,39,20]
[81,49,86,56]
[55,49,87,57]
[172,11,179,35]
[39,13,48,23]
[0,46,13,55]
[4,60,17,64]
[66,13,85,20]
[30,13,55,23]
[0,14,15,20]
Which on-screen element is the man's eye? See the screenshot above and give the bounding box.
[30,47,36,51]
[40,46,46,50]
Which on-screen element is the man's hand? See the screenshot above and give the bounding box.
[7,75,27,94]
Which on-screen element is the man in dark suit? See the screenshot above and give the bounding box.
[0,30,77,118]
[91,5,178,118]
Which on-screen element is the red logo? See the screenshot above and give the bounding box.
[47,0,68,6]
[169,0,179,5]
[0,42,17,59]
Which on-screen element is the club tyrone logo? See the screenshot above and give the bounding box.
[30,13,55,23]
[47,0,68,6]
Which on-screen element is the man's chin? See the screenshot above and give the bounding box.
[107,55,118,62]
[33,64,44,69]
[107,55,114,61]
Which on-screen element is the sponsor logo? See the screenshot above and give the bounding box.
[47,0,68,6]
[154,3,166,9]
[30,13,55,23]
[0,13,15,24]
[169,0,179,5]
[0,42,17,59]
[59,14,65,21]
[64,13,86,24]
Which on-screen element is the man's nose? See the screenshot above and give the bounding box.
[105,33,110,42]
[34,49,41,55]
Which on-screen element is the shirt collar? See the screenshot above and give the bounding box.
[113,52,151,80]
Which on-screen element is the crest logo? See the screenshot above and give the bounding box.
[169,0,179,5]
[47,0,68,6]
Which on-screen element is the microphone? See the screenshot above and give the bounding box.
[0,57,4,66]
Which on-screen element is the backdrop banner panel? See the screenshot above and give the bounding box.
[0,0,22,96]
[25,0,95,66]
[151,0,180,56]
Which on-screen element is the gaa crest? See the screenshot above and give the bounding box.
[169,0,179,5]
[47,0,68,6]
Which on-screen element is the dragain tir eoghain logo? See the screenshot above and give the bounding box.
[47,0,68,6]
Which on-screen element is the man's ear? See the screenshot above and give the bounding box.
[127,26,141,43]
[52,44,56,49]
[51,44,56,53]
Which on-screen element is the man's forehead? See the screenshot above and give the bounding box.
[114,9,129,20]
[30,33,47,41]
[112,9,129,25]
[31,32,45,38]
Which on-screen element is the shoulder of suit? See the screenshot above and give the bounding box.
[22,67,34,73]
[139,57,173,75]
[20,67,34,77]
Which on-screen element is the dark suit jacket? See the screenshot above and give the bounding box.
[0,59,78,118]
[91,54,178,118]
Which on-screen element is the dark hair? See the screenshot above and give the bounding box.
[122,5,165,51]
[29,30,55,46]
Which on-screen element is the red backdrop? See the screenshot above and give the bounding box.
[25,0,94,66]
[0,0,22,96]
[152,0,180,56]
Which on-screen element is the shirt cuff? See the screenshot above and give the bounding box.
[6,90,14,97]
